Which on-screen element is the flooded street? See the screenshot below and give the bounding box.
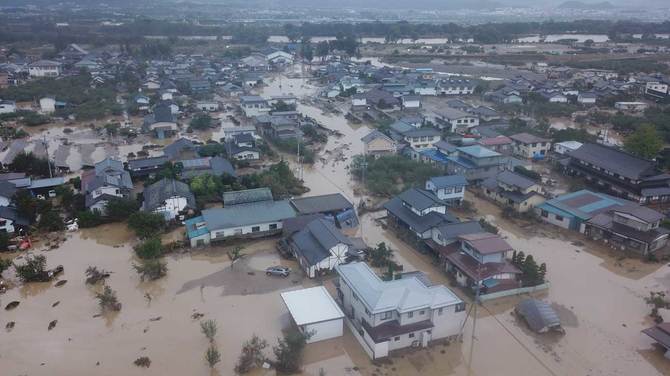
[2,65,670,376]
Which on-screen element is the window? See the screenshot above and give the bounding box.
[269,223,278,230]
[438,308,444,315]
[409,333,415,338]
[419,310,425,315]
[454,186,463,193]
[251,226,260,232]
[381,311,392,320]
[555,215,564,221]
[455,303,466,312]
[407,312,413,318]
[394,336,400,341]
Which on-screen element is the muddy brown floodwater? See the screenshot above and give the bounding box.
[3,66,670,376]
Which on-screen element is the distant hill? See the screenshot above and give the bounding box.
[557,1,615,9]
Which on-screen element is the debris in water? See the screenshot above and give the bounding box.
[48,320,57,330]
[134,357,151,368]
[6,321,15,331]
[52,301,60,307]
[149,316,161,322]
[92,314,101,318]
[55,280,67,287]
[191,312,204,320]
[5,301,19,310]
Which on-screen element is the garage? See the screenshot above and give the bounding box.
[280,286,344,344]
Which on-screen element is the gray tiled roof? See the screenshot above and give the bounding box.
[428,175,467,189]
[291,218,352,266]
[568,143,656,180]
[142,178,195,212]
[223,188,273,206]
[495,170,537,190]
[397,188,444,212]
[290,193,353,215]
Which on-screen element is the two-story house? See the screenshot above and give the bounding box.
[336,262,466,359]
[28,60,61,77]
[401,128,441,154]
[240,95,270,118]
[289,218,364,278]
[361,130,397,158]
[443,232,522,293]
[384,188,458,239]
[81,158,133,214]
[446,145,507,182]
[482,171,545,213]
[584,205,669,256]
[425,175,467,205]
[434,108,479,133]
[509,133,551,160]
[141,178,196,221]
[565,143,670,204]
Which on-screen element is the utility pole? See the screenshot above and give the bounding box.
[468,265,481,376]
[42,135,53,178]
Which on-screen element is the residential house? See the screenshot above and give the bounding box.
[226,133,260,160]
[440,78,475,95]
[645,82,669,99]
[141,178,196,221]
[446,145,506,182]
[482,171,545,213]
[509,133,551,160]
[164,138,199,161]
[469,106,501,122]
[553,141,583,156]
[143,104,178,139]
[427,221,483,253]
[126,155,170,177]
[179,157,235,179]
[642,323,670,358]
[486,89,523,104]
[81,158,133,214]
[477,136,513,155]
[196,101,219,112]
[399,127,441,155]
[536,190,630,231]
[364,89,400,110]
[361,130,397,158]
[288,218,363,278]
[222,187,273,206]
[401,95,421,110]
[384,188,458,239]
[577,92,597,105]
[434,108,479,133]
[614,102,648,112]
[425,175,467,205]
[565,143,670,204]
[185,193,296,246]
[583,204,668,256]
[28,60,61,77]
[336,262,466,359]
[290,193,358,229]
[0,100,16,114]
[39,96,56,114]
[240,95,270,117]
[0,206,29,234]
[443,232,522,293]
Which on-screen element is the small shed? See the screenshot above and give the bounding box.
[280,286,344,343]
[515,299,563,334]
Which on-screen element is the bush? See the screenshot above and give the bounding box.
[513,166,541,181]
[479,218,499,234]
[128,212,165,239]
[190,113,213,131]
[200,319,218,342]
[133,237,163,259]
[350,155,443,197]
[0,258,12,277]
[96,285,122,312]
[205,345,221,369]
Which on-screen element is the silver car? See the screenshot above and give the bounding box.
[265,266,291,277]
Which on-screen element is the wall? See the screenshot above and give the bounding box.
[152,196,188,221]
[305,319,343,343]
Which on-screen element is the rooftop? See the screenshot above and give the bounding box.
[201,200,296,230]
[458,145,501,159]
[290,193,353,215]
[281,286,344,326]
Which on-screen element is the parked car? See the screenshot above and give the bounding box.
[265,266,291,277]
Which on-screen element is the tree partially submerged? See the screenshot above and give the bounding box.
[235,334,268,374]
[14,255,48,282]
[128,212,165,239]
[205,345,221,369]
[96,285,122,312]
[133,259,168,281]
[200,319,218,343]
[272,330,311,374]
[85,266,110,285]
[133,237,164,260]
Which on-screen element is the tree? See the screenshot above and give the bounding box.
[14,255,48,282]
[273,331,311,374]
[85,266,110,285]
[128,212,165,239]
[133,237,163,259]
[96,285,122,312]
[205,345,221,369]
[235,335,268,374]
[624,124,663,160]
[301,42,314,62]
[9,152,51,177]
[515,251,526,266]
[190,173,224,202]
[78,210,103,228]
[190,113,213,131]
[0,232,9,252]
[13,190,38,223]
[133,259,168,281]
[538,262,547,283]
[104,197,140,221]
[521,255,542,286]
[229,245,245,269]
[368,242,393,267]
[38,211,65,232]
[201,319,218,343]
